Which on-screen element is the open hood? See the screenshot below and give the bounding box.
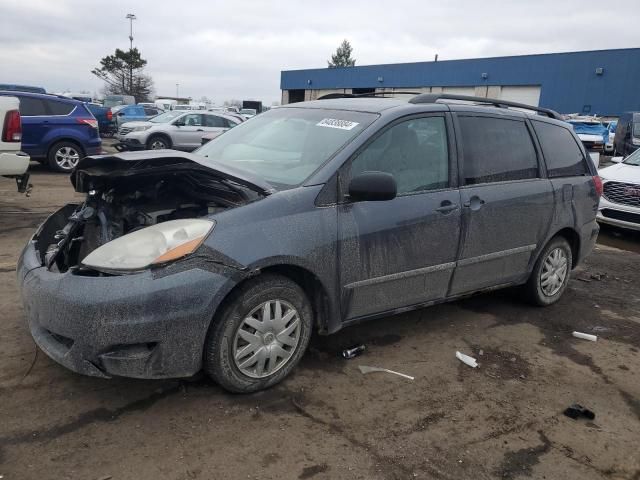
[71,150,276,195]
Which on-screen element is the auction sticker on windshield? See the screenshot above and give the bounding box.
[316,118,360,130]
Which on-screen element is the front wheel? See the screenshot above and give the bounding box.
[524,237,572,306]
[203,274,313,393]
[146,135,170,150]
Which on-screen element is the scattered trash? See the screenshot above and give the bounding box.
[590,273,606,281]
[573,331,597,342]
[456,351,478,368]
[478,349,484,356]
[358,365,414,380]
[591,326,609,332]
[97,476,113,480]
[342,344,366,359]
[563,404,595,420]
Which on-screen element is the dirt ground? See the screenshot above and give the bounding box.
[1,164,639,480]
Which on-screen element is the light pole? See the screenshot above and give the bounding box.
[126,13,136,94]
[176,83,180,98]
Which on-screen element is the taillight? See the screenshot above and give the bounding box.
[2,109,21,142]
[77,118,98,129]
[593,176,603,197]
[106,109,112,121]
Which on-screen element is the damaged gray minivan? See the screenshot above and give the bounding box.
[18,94,602,392]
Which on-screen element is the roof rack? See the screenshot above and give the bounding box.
[409,93,563,120]
[317,91,423,100]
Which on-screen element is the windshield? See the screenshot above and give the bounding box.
[150,111,183,123]
[194,107,377,188]
[623,148,640,166]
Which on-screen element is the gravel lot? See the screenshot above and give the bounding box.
[1,164,639,480]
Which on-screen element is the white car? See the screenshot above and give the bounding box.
[0,95,30,192]
[117,110,241,152]
[597,149,640,231]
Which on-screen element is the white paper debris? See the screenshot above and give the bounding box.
[456,351,478,368]
[358,365,414,380]
[316,118,360,130]
[572,331,597,342]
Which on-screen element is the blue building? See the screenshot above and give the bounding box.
[280,48,640,116]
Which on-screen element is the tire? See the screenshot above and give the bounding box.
[47,141,84,173]
[203,274,313,393]
[146,135,171,150]
[524,237,573,306]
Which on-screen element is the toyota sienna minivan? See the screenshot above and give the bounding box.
[17,94,601,392]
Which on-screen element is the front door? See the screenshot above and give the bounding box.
[449,114,554,295]
[338,114,462,320]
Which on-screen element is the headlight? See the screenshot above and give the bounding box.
[132,125,151,132]
[82,219,214,272]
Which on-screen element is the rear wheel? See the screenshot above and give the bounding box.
[524,237,572,306]
[47,141,83,172]
[146,135,170,150]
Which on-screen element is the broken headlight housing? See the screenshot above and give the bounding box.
[81,219,214,273]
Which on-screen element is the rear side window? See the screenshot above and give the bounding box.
[532,121,588,177]
[46,100,74,115]
[459,116,538,185]
[18,97,47,116]
[205,115,226,128]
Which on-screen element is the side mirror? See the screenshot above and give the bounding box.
[348,171,397,202]
[173,120,184,127]
[117,112,125,117]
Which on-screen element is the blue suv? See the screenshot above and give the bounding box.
[0,91,102,172]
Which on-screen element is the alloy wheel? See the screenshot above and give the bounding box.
[150,139,167,149]
[55,146,80,170]
[540,247,568,296]
[232,299,301,378]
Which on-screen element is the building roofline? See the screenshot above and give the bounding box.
[281,47,640,74]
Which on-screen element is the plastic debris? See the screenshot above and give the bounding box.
[563,404,595,420]
[358,365,414,380]
[342,344,366,359]
[573,331,597,342]
[456,351,478,368]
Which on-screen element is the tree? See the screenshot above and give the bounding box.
[328,39,356,68]
[91,48,154,102]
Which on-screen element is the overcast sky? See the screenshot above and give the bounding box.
[1,0,638,105]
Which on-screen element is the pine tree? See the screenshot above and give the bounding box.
[328,40,356,68]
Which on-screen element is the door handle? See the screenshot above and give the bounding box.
[463,196,485,210]
[196,129,204,132]
[435,201,459,214]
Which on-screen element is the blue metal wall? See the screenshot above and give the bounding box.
[280,48,640,116]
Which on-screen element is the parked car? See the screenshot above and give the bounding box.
[117,111,242,151]
[172,104,198,111]
[240,108,257,118]
[566,117,607,152]
[155,99,177,111]
[103,95,135,108]
[112,104,163,129]
[0,91,101,172]
[604,120,617,153]
[0,95,30,192]
[17,94,601,393]
[85,103,114,136]
[597,148,640,231]
[613,112,640,157]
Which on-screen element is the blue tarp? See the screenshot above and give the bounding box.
[569,122,608,142]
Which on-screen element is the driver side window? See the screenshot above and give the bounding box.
[349,116,449,195]
[182,114,203,127]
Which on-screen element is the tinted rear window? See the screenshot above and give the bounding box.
[19,97,47,116]
[46,99,75,115]
[459,116,538,185]
[532,121,588,177]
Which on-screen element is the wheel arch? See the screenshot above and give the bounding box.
[547,227,581,268]
[47,137,85,157]
[146,132,172,148]
[213,262,335,335]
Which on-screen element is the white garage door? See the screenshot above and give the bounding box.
[499,86,541,107]
[442,86,476,96]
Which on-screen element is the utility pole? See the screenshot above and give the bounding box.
[176,83,180,98]
[126,13,136,95]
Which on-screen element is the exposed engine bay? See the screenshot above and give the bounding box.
[36,152,269,274]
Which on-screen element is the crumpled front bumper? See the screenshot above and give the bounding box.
[17,221,234,379]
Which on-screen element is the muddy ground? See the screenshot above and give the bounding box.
[1,165,639,480]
